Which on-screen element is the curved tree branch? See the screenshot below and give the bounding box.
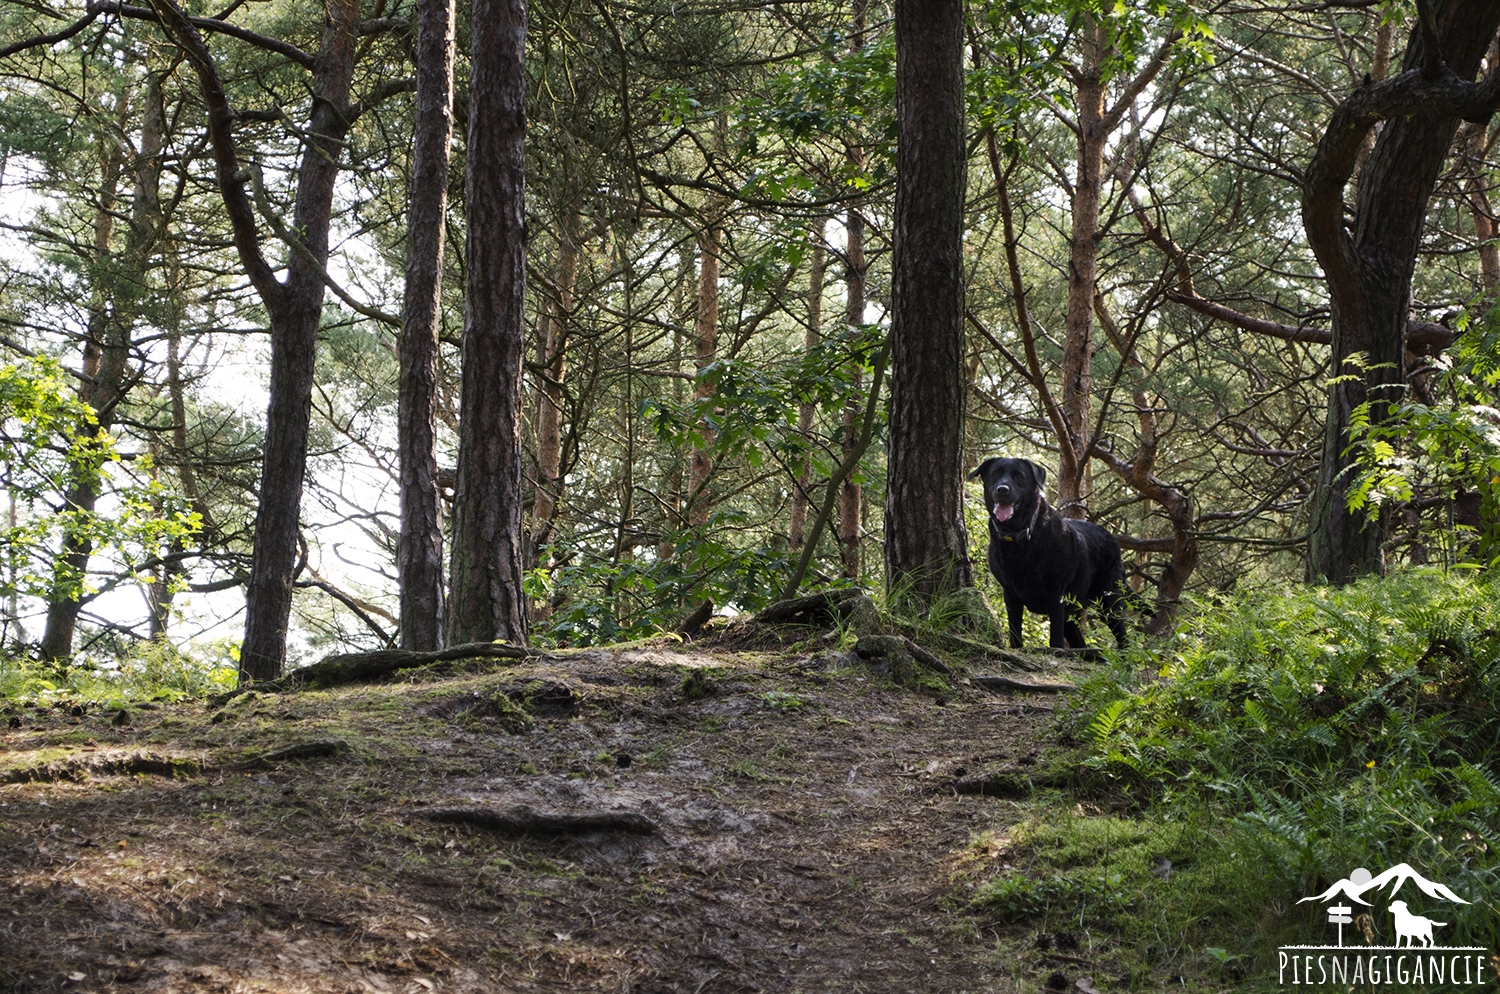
[145,0,286,318]
[0,8,101,59]
[89,0,316,66]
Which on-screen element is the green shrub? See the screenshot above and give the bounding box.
[1043,570,1500,975]
[0,638,237,703]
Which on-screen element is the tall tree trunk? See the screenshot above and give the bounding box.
[39,128,121,660]
[152,0,376,681]
[531,216,581,569]
[1303,1,1500,584]
[688,179,726,528]
[1462,108,1500,291]
[838,0,869,576]
[840,207,866,577]
[885,0,973,608]
[237,0,362,679]
[789,220,826,552]
[397,0,456,651]
[41,75,164,659]
[1056,18,1109,519]
[657,256,694,560]
[150,267,200,640]
[444,0,529,646]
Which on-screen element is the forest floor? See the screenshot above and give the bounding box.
[0,618,1187,994]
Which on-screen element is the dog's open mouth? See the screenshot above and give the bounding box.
[992,502,1016,523]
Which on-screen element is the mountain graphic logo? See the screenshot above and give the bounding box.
[1297,863,1472,909]
[1278,862,1490,986]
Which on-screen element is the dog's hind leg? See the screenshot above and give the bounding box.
[1063,608,1086,650]
[1101,589,1128,649]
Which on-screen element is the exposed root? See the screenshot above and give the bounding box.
[248,738,349,766]
[2,750,201,783]
[970,674,1076,694]
[420,805,660,837]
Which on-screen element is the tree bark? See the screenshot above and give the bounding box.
[1302,0,1500,584]
[39,118,124,660]
[41,74,164,659]
[237,0,362,680]
[789,220,825,552]
[840,206,866,577]
[688,157,726,529]
[531,215,581,569]
[149,258,191,640]
[1462,108,1500,291]
[445,0,529,646]
[839,0,869,577]
[1054,18,1178,518]
[1057,18,1108,519]
[397,0,457,651]
[885,0,973,608]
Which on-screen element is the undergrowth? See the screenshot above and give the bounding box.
[974,570,1500,990]
[0,638,237,703]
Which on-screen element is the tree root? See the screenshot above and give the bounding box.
[2,751,202,784]
[249,739,349,766]
[420,805,659,837]
[754,588,880,638]
[210,642,547,704]
[676,599,715,636]
[969,674,1076,694]
[289,642,544,688]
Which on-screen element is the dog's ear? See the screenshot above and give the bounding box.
[968,458,996,482]
[1029,460,1048,488]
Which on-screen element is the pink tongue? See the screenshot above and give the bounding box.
[992,503,1014,523]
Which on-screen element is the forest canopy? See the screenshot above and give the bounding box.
[2,0,1499,672]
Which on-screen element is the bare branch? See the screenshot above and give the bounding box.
[0,8,100,59]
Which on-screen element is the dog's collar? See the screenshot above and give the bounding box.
[991,496,1045,542]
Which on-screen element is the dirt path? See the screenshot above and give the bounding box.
[0,639,1071,993]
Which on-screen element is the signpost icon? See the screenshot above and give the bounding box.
[1328,904,1353,947]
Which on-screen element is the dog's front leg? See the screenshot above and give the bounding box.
[1003,589,1025,648]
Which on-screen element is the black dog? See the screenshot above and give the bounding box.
[969,457,1128,650]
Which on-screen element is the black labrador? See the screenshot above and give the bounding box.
[969,457,1128,650]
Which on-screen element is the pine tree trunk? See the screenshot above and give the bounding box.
[1303,1,1500,584]
[531,218,580,568]
[41,75,164,659]
[239,0,362,679]
[839,0,869,577]
[885,0,973,608]
[789,222,825,552]
[1057,18,1108,519]
[840,207,866,577]
[688,185,725,528]
[444,0,529,646]
[397,0,456,651]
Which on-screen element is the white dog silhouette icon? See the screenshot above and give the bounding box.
[1389,900,1447,948]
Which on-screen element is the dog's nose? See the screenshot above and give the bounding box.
[996,484,1012,501]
